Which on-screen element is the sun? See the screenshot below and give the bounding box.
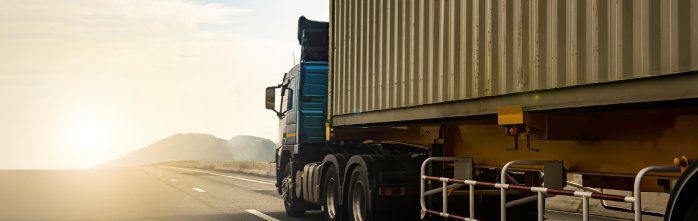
[63,110,117,168]
[72,118,107,153]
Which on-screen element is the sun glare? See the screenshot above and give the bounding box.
[70,115,112,166]
[74,120,105,152]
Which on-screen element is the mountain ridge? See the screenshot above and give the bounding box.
[98,133,277,168]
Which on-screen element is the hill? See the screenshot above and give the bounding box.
[227,135,277,161]
[99,133,276,168]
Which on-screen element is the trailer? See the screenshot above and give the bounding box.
[265,1,698,219]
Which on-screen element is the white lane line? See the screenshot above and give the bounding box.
[192,187,206,192]
[157,173,163,176]
[163,166,274,185]
[169,179,178,182]
[245,209,280,221]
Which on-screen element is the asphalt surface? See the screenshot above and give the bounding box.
[0,166,626,221]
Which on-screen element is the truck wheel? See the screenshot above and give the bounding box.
[347,167,372,221]
[665,161,698,221]
[322,165,342,221]
[282,163,306,217]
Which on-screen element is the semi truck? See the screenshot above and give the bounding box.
[266,1,698,220]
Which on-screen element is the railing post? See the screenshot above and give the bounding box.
[469,184,475,219]
[537,191,544,221]
[582,196,589,221]
[442,180,448,215]
[420,157,473,220]
[500,160,561,221]
[419,158,432,219]
[633,166,681,221]
[500,179,507,221]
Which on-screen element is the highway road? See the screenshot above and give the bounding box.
[0,166,627,221]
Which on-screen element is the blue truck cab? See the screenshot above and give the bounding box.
[264,16,428,220]
[264,16,329,205]
[275,62,328,146]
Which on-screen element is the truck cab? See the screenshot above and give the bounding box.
[264,16,330,216]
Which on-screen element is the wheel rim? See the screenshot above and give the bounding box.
[351,179,367,221]
[326,178,337,218]
[282,168,293,205]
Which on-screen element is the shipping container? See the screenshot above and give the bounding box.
[329,0,698,126]
[266,6,698,221]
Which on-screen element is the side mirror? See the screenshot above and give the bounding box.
[265,85,285,118]
[265,83,293,119]
[265,86,277,110]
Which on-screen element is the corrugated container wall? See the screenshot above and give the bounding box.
[329,0,698,119]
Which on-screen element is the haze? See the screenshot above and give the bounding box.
[0,0,328,169]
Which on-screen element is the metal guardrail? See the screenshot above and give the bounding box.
[420,157,681,221]
[420,157,477,220]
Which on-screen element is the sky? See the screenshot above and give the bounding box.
[0,0,329,169]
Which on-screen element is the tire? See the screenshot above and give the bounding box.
[322,165,342,221]
[347,167,373,221]
[665,161,698,221]
[282,163,306,217]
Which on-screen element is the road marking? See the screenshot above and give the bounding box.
[192,187,206,192]
[163,166,274,185]
[245,209,279,221]
[169,179,178,182]
[157,173,163,176]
